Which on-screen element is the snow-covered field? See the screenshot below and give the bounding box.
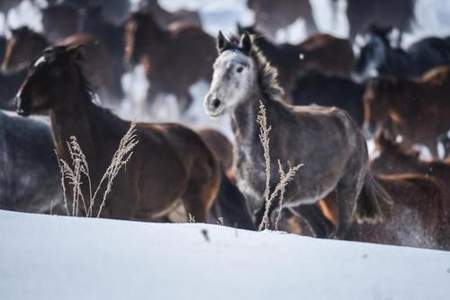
[1,209,450,300]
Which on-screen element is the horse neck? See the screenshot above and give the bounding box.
[50,86,98,165]
[232,88,279,148]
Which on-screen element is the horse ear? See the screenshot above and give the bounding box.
[217,31,228,53]
[240,32,252,54]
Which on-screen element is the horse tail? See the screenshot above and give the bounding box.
[212,169,256,230]
[355,172,392,224]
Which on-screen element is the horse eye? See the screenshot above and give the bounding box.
[236,66,244,73]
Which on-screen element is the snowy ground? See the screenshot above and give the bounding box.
[1,209,450,300]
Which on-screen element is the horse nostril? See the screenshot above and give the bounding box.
[212,98,221,109]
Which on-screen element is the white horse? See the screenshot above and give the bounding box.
[204,32,391,237]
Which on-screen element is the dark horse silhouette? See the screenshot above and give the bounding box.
[124,11,215,111]
[14,45,251,225]
[247,0,318,41]
[204,32,391,237]
[291,72,365,126]
[356,26,450,80]
[0,111,63,213]
[363,66,450,158]
[333,0,416,42]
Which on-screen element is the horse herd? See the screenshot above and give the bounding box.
[1,0,450,251]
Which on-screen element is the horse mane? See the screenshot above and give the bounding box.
[227,34,285,103]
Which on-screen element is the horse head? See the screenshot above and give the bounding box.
[204,32,258,117]
[16,45,86,116]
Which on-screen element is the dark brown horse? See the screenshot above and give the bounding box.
[363,65,450,158]
[297,33,354,77]
[15,45,221,223]
[335,0,416,42]
[247,0,318,41]
[2,27,123,105]
[15,45,255,230]
[205,32,390,237]
[286,173,450,250]
[124,11,215,111]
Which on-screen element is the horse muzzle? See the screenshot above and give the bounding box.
[204,95,225,117]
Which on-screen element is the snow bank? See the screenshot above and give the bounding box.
[1,210,449,300]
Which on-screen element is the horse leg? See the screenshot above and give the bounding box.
[290,204,335,238]
[334,156,368,239]
[180,171,221,223]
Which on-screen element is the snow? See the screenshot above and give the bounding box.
[1,209,450,300]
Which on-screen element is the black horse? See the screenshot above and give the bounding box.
[356,27,450,80]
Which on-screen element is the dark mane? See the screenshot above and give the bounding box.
[227,34,285,103]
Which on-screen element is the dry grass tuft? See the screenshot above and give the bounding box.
[257,101,302,231]
[57,123,138,217]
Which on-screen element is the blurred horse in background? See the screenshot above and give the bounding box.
[291,71,365,126]
[363,65,450,158]
[333,0,416,42]
[247,0,318,41]
[140,0,202,28]
[124,11,215,111]
[2,26,123,106]
[356,26,450,80]
[0,111,63,214]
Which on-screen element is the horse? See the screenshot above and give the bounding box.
[355,27,450,80]
[297,33,354,77]
[247,0,318,41]
[2,27,123,106]
[0,110,63,214]
[371,132,450,185]
[286,173,450,250]
[237,25,354,95]
[363,65,450,158]
[291,71,365,126]
[140,0,202,28]
[124,11,215,111]
[335,0,416,42]
[15,45,254,228]
[204,32,391,237]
